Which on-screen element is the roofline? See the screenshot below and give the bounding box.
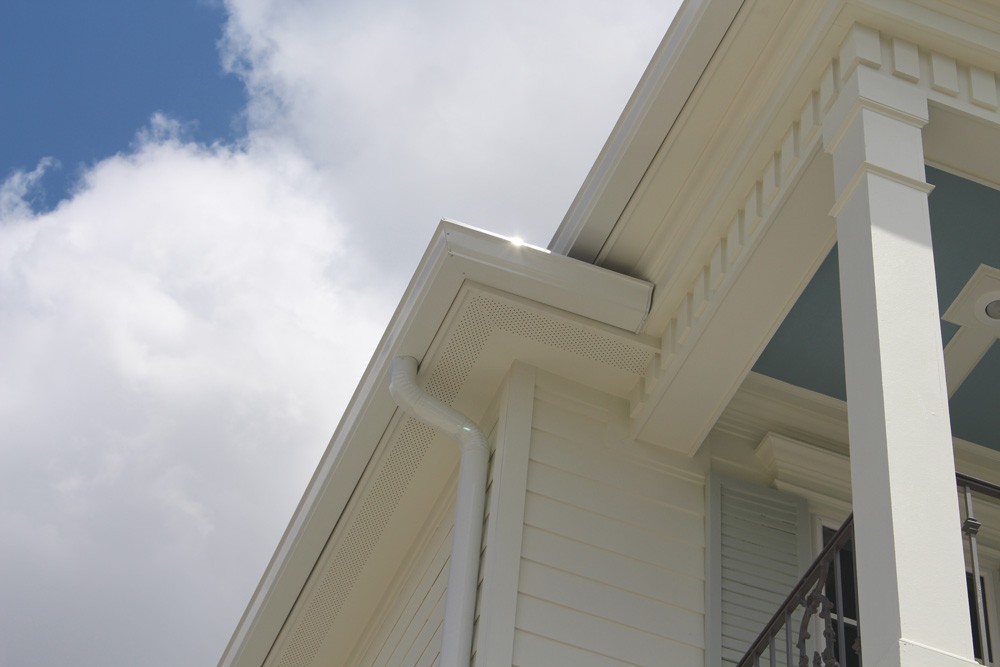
[219,221,652,666]
[548,0,745,261]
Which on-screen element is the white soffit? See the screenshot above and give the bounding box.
[610,5,1000,455]
[925,106,1000,190]
[755,432,853,516]
[715,372,850,452]
[555,0,1000,304]
[220,221,654,667]
[551,0,842,275]
[632,152,837,454]
[260,286,656,667]
[719,372,1000,486]
[751,431,1000,553]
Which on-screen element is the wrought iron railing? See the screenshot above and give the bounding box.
[736,514,857,667]
[958,473,1000,665]
[738,472,1000,667]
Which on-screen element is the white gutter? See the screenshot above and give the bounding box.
[388,355,489,667]
[219,223,652,667]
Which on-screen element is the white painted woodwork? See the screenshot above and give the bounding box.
[635,152,836,454]
[712,373,1000,558]
[707,476,811,666]
[352,368,538,667]
[347,447,491,667]
[550,0,746,261]
[823,55,977,666]
[595,12,1000,458]
[512,374,706,666]
[355,370,712,667]
[265,283,655,666]
[473,364,535,667]
[350,494,452,667]
[942,265,1000,397]
[755,433,853,517]
[226,7,1000,667]
[223,223,654,667]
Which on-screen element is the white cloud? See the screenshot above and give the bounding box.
[0,134,388,666]
[0,157,57,220]
[222,0,680,261]
[0,1,678,664]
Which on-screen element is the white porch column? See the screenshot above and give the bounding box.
[822,62,977,666]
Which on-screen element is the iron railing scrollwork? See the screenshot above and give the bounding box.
[737,515,858,667]
[739,472,1000,667]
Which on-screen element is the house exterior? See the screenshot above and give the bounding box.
[220,1,1000,666]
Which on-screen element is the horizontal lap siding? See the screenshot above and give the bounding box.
[717,481,808,666]
[354,495,487,667]
[356,424,498,667]
[356,521,451,667]
[514,389,705,666]
[512,630,635,667]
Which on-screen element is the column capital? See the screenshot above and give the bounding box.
[822,66,931,212]
[822,66,929,154]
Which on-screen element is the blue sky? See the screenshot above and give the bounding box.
[0,2,678,665]
[1,1,245,208]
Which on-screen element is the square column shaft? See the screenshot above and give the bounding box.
[823,65,976,667]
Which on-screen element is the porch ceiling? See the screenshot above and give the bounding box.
[753,166,1000,451]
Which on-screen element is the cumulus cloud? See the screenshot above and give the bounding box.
[0,132,388,665]
[222,0,680,263]
[0,157,57,220]
[0,2,678,665]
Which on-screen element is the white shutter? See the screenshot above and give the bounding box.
[708,476,811,666]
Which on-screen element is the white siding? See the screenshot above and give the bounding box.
[352,431,499,667]
[354,371,709,667]
[513,382,706,666]
[352,513,451,667]
[709,477,810,666]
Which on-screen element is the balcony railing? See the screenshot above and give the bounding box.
[738,473,1000,667]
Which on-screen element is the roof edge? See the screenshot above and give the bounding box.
[219,221,653,666]
[548,0,745,262]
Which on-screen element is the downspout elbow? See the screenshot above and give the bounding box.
[388,356,489,667]
[389,356,489,457]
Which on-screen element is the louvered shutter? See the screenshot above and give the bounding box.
[708,476,811,666]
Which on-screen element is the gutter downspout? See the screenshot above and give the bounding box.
[389,356,489,667]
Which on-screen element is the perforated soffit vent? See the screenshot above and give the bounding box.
[268,290,654,667]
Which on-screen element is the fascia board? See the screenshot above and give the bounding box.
[219,220,652,666]
[437,220,653,333]
[552,0,1000,271]
[548,0,745,262]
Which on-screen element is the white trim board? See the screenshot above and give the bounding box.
[220,222,653,667]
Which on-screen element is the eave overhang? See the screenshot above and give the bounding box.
[219,221,654,666]
[223,0,1000,659]
[553,0,1000,282]
[551,0,1000,455]
[715,372,1000,551]
[549,0,745,262]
